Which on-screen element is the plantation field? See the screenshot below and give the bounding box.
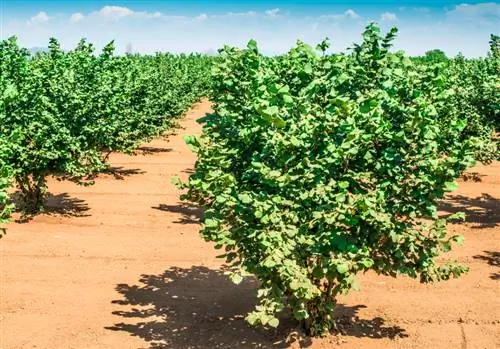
[1,100,498,349]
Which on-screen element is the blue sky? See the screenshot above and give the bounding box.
[1,1,499,56]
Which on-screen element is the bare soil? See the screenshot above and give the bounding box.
[1,100,499,349]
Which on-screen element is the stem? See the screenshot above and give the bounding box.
[326,279,334,297]
[102,150,113,164]
[16,174,47,214]
[301,279,337,337]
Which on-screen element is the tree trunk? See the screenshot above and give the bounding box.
[17,174,47,214]
[301,288,337,337]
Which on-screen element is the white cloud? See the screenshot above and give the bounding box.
[319,9,360,21]
[208,11,258,20]
[265,8,281,18]
[98,6,134,19]
[96,6,163,20]
[399,7,430,13]
[69,12,84,23]
[224,11,257,17]
[446,2,500,21]
[344,9,360,19]
[381,12,398,21]
[29,11,50,24]
[66,7,280,25]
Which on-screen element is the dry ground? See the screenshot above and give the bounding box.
[1,100,499,349]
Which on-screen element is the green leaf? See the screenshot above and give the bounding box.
[294,309,309,320]
[263,106,279,116]
[268,318,279,328]
[283,94,293,104]
[447,212,466,222]
[216,195,227,203]
[247,39,258,52]
[382,80,393,89]
[290,280,300,290]
[336,263,349,274]
[360,259,374,268]
[304,64,313,75]
[336,193,346,203]
[278,85,290,94]
[204,219,218,228]
[170,175,182,188]
[360,99,377,114]
[229,273,244,285]
[246,313,259,325]
[451,235,465,246]
[444,181,459,192]
[351,279,361,291]
[441,241,452,252]
[290,137,301,146]
[273,117,286,128]
[338,181,349,189]
[238,193,252,204]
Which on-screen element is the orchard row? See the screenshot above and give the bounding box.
[0,37,211,216]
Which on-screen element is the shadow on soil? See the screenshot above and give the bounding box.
[181,167,194,175]
[439,193,500,229]
[136,146,173,155]
[106,166,146,180]
[473,251,500,280]
[11,192,90,222]
[85,166,146,181]
[43,192,90,216]
[152,202,204,224]
[107,266,406,349]
[461,171,486,182]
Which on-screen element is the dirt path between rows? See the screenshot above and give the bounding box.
[1,100,499,349]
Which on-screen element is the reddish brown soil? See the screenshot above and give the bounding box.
[1,100,499,349]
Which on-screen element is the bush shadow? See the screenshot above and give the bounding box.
[461,172,486,182]
[107,266,406,349]
[333,305,407,340]
[182,168,194,175]
[136,146,173,155]
[85,166,146,181]
[106,166,146,180]
[11,192,90,222]
[473,251,500,280]
[44,192,90,216]
[151,202,203,224]
[439,193,500,229]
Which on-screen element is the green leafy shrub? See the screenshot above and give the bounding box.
[442,42,499,163]
[0,153,12,238]
[0,38,104,213]
[180,24,475,336]
[420,49,448,63]
[0,36,211,214]
[409,36,498,164]
[0,134,15,237]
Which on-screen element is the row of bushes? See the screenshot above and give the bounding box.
[0,37,212,216]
